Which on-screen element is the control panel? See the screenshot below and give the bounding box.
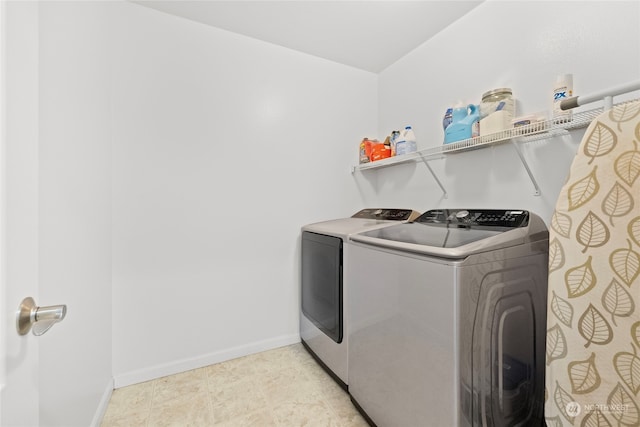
[351,208,417,221]
[417,209,530,228]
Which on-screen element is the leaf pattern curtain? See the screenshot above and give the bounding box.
[545,101,640,427]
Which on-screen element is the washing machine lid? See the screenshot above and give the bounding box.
[302,209,420,238]
[350,209,547,259]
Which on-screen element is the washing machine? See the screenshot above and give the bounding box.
[347,209,548,427]
[300,208,421,389]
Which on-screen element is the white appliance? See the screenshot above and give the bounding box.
[348,209,548,426]
[300,208,420,389]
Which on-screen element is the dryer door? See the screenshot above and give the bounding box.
[301,231,343,343]
[467,258,547,426]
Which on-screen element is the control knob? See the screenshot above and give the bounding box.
[455,210,470,219]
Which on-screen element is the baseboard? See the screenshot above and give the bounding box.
[90,377,114,427]
[113,333,300,389]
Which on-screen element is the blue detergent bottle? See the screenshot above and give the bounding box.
[443,108,453,130]
[444,104,480,144]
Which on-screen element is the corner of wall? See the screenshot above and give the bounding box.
[113,333,300,389]
[90,377,114,427]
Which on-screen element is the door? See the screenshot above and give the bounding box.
[1,0,41,424]
[301,231,343,343]
[3,2,113,424]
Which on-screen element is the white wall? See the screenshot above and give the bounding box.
[111,2,377,385]
[368,1,640,222]
[37,2,113,425]
[110,0,640,387]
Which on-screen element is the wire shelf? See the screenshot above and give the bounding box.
[353,99,637,173]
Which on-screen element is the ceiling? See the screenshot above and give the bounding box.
[132,1,483,73]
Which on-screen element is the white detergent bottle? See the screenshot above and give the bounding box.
[403,126,417,154]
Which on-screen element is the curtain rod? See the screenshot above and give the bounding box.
[560,80,640,111]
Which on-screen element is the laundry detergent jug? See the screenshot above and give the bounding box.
[444,104,480,144]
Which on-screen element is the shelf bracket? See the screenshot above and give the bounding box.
[510,140,540,196]
[419,156,448,199]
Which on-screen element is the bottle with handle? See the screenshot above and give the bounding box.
[444,104,479,144]
[403,126,417,154]
[395,126,417,155]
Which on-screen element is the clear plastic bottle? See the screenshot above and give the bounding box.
[390,130,400,156]
[480,88,514,120]
[479,88,514,136]
[359,138,370,164]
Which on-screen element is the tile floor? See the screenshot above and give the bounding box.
[101,343,370,427]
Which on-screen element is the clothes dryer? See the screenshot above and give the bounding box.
[348,209,548,426]
[300,208,420,389]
